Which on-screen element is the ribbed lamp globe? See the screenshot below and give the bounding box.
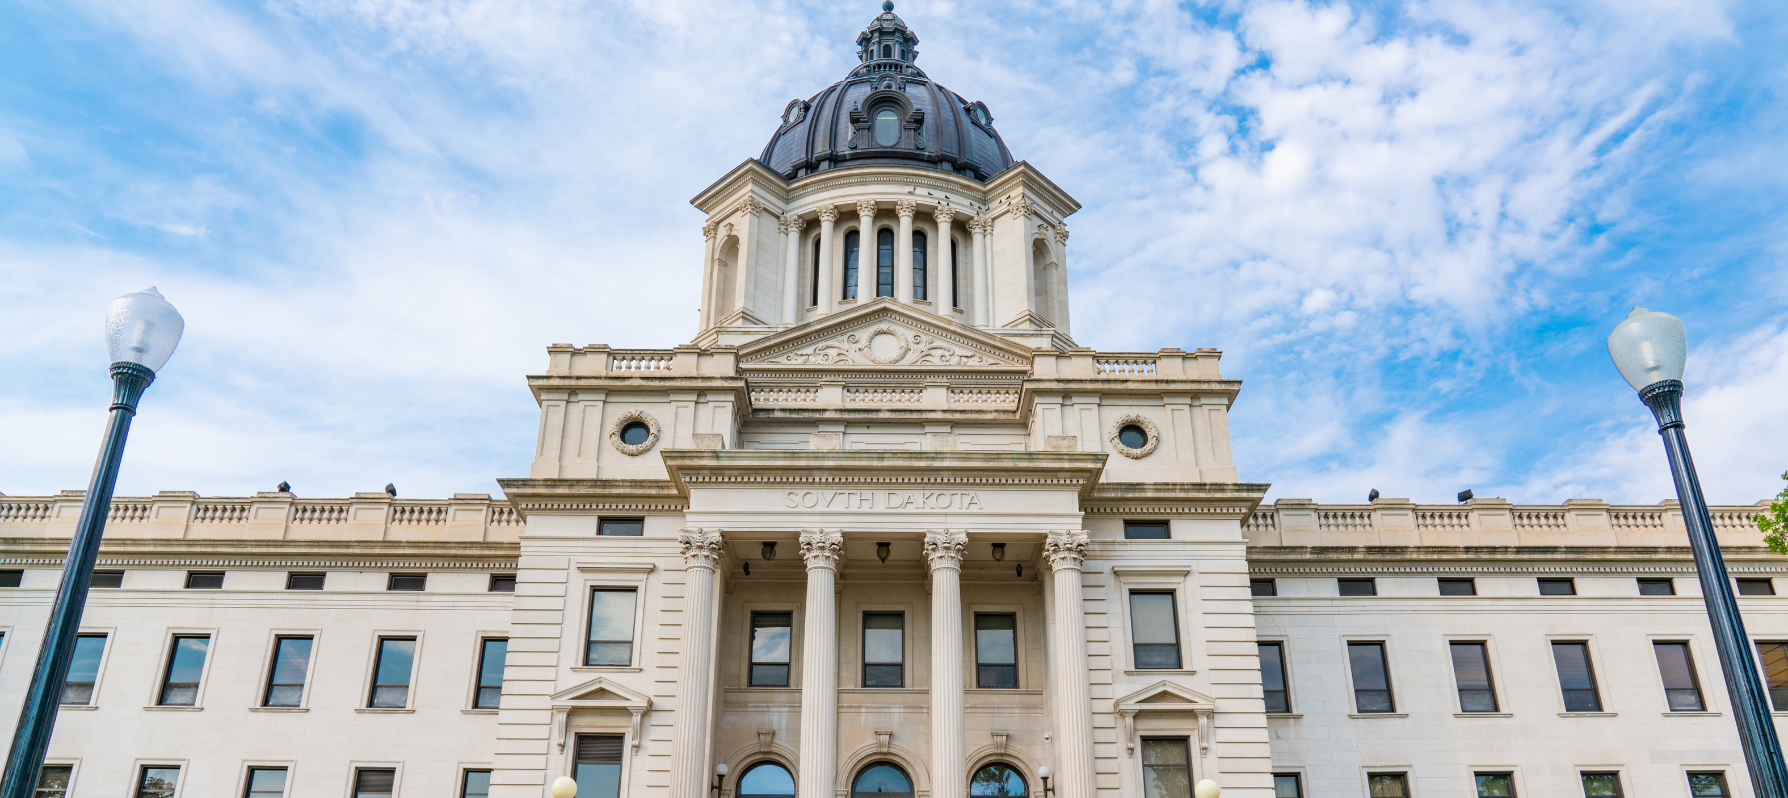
[105,287,185,372]
[551,776,578,798]
[1606,306,1687,391]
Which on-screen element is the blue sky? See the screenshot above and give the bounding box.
[2,0,1784,506]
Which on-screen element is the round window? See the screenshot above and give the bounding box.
[1118,424,1149,450]
[620,421,652,446]
[874,109,900,147]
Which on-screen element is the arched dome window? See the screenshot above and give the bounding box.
[843,231,861,300]
[874,109,900,147]
[852,763,913,798]
[882,44,893,58]
[810,236,822,308]
[739,763,796,798]
[911,230,928,301]
[876,228,895,297]
[949,239,959,309]
[969,764,1027,797]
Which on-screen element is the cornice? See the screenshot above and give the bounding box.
[0,537,518,569]
[497,479,687,511]
[1247,545,1788,575]
[660,449,1108,498]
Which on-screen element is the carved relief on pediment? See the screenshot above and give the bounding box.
[759,323,1008,367]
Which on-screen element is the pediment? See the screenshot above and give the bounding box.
[551,676,651,707]
[739,298,1034,370]
[1115,680,1215,710]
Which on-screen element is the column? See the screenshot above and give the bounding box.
[799,529,844,798]
[780,213,805,324]
[1044,529,1094,798]
[817,207,838,314]
[925,530,968,798]
[969,216,991,326]
[932,206,955,318]
[699,221,718,330]
[895,199,916,303]
[1051,226,1071,334]
[856,201,877,302]
[673,529,725,798]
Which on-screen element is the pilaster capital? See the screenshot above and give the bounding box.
[856,200,878,218]
[1007,198,1034,219]
[735,196,766,217]
[895,199,917,218]
[817,206,840,223]
[1043,529,1090,571]
[679,528,725,570]
[702,221,719,240]
[931,205,956,225]
[968,215,992,235]
[1053,226,1070,244]
[799,528,845,571]
[923,529,968,571]
[779,214,806,235]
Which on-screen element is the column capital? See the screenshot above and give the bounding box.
[735,196,766,217]
[931,205,956,225]
[923,529,968,571]
[779,214,807,234]
[895,199,918,218]
[703,221,719,240]
[817,206,840,222]
[1052,226,1070,244]
[799,528,845,571]
[856,200,878,218]
[679,528,725,570]
[1007,198,1034,219]
[968,215,992,234]
[1043,529,1090,571]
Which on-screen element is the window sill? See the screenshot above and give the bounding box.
[1663,711,1722,717]
[463,709,500,715]
[570,666,643,674]
[1453,712,1513,718]
[355,708,415,714]
[248,706,308,713]
[1123,669,1197,676]
[143,706,203,712]
[1348,713,1408,719]
[1265,713,1303,719]
[1558,712,1618,718]
[57,705,98,712]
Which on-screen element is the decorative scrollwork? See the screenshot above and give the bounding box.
[609,410,663,456]
[1108,413,1161,459]
[923,529,968,570]
[800,529,845,570]
[679,528,724,569]
[1043,529,1090,570]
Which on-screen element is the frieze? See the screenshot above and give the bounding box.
[745,316,1028,369]
[781,490,987,510]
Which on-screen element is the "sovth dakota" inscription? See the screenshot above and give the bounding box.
[782,490,985,510]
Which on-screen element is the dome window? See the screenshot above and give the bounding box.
[882,44,893,58]
[874,109,900,147]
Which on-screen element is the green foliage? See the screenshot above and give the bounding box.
[1760,472,1788,555]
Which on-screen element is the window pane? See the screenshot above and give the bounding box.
[1581,773,1622,798]
[1349,642,1394,713]
[969,764,1026,797]
[90,570,124,589]
[1251,580,1277,597]
[1339,579,1376,596]
[1440,578,1477,596]
[1259,642,1289,713]
[598,518,643,536]
[246,767,288,798]
[1688,773,1728,798]
[463,770,493,798]
[159,636,209,706]
[1739,579,1775,596]
[476,638,508,708]
[1539,578,1576,595]
[1638,578,1675,595]
[588,589,637,666]
[1450,642,1498,712]
[742,764,797,796]
[874,109,900,147]
[854,764,913,794]
[1130,594,1178,645]
[286,572,325,590]
[976,614,1017,688]
[1762,642,1788,710]
[185,571,224,589]
[489,574,517,592]
[843,231,860,300]
[354,768,396,798]
[1141,739,1192,798]
[35,765,72,797]
[1124,522,1169,540]
[1553,642,1602,712]
[1654,642,1705,711]
[265,636,312,707]
[388,573,426,591]
[61,635,105,705]
[1273,775,1302,798]
[137,767,180,798]
[864,614,903,663]
[912,231,927,301]
[877,229,894,297]
[752,612,792,687]
[1369,774,1408,798]
[1476,773,1514,798]
[371,637,416,708]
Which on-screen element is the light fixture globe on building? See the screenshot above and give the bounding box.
[1606,306,1688,391]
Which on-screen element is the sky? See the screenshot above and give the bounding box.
[1,0,1784,507]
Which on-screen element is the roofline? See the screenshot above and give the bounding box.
[689,159,789,211]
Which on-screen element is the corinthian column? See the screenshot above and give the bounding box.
[780,214,805,325]
[672,529,725,798]
[932,206,955,317]
[798,529,844,798]
[817,206,838,314]
[925,530,969,798]
[1044,530,1094,798]
[699,221,718,330]
[895,199,917,303]
[856,201,877,301]
[969,216,991,326]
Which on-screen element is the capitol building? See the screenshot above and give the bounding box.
[1,6,1783,798]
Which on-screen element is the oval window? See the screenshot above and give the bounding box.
[739,763,796,798]
[970,764,1027,797]
[620,421,652,446]
[874,109,900,147]
[852,764,913,798]
[1118,424,1149,450]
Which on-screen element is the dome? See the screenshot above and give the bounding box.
[758,3,1015,182]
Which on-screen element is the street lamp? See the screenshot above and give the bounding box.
[1608,306,1788,798]
[551,777,579,798]
[0,288,183,798]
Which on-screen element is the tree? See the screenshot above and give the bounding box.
[1760,472,1788,555]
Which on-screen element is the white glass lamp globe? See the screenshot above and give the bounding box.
[1606,306,1687,391]
[1194,779,1221,798]
[105,287,185,372]
[716,764,729,777]
[1037,767,1051,780]
[551,776,578,798]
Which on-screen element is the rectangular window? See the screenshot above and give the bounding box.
[975,613,1018,688]
[91,570,124,588]
[136,766,180,798]
[1580,772,1623,798]
[1552,641,1603,712]
[1539,578,1577,596]
[1250,579,1277,597]
[1258,642,1289,713]
[61,634,106,705]
[599,518,644,536]
[1476,773,1515,798]
[476,638,508,709]
[368,637,417,708]
[0,570,23,587]
[263,636,313,707]
[863,612,905,687]
[1638,578,1675,596]
[1738,578,1775,596]
[1759,642,1788,709]
[244,767,287,798]
[353,768,396,798]
[1654,641,1706,711]
[158,635,210,706]
[1439,578,1477,596]
[1688,773,1729,798]
[387,573,427,591]
[576,734,625,798]
[489,573,517,593]
[1369,774,1409,798]
[184,571,224,589]
[1130,592,1182,669]
[750,612,793,687]
[1450,641,1499,713]
[1273,774,1302,798]
[286,572,325,590]
[1140,738,1193,798]
[1338,578,1376,597]
[586,588,638,666]
[842,230,860,301]
[1348,641,1395,713]
[34,764,72,797]
[1123,521,1169,540]
[463,770,493,798]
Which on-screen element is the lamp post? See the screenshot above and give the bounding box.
[0,288,183,798]
[1608,306,1788,798]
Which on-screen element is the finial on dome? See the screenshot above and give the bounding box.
[883,1,894,10]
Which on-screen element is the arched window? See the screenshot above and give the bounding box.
[969,764,1027,797]
[810,237,821,307]
[852,763,913,798]
[949,239,959,309]
[912,230,928,301]
[874,109,900,148]
[1030,238,1052,323]
[876,228,895,297]
[739,763,796,798]
[882,44,893,59]
[842,231,860,300]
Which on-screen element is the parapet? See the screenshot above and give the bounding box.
[0,491,523,543]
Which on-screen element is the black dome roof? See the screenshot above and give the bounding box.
[759,4,1015,182]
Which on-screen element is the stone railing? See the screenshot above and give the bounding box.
[950,388,1020,406]
[541,344,738,378]
[1031,348,1226,380]
[1094,356,1158,376]
[1245,497,1769,547]
[847,387,924,405]
[0,492,524,542]
[751,387,820,405]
